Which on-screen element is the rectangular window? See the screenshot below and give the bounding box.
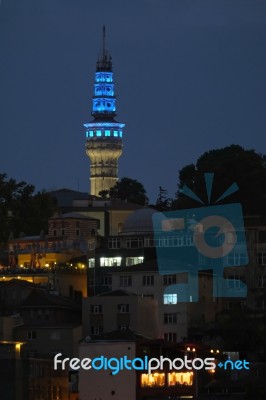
[108,238,121,249]
[258,275,266,288]
[143,275,154,286]
[227,253,247,266]
[117,304,129,313]
[101,275,112,286]
[90,304,102,314]
[163,275,176,285]
[113,130,118,137]
[100,257,122,267]
[257,252,266,266]
[163,294,177,304]
[164,313,177,324]
[119,276,132,287]
[144,237,155,247]
[164,332,177,342]
[126,256,144,266]
[91,326,100,335]
[185,236,193,246]
[141,373,165,387]
[89,130,94,137]
[226,276,245,289]
[118,325,129,330]
[126,238,143,248]
[142,294,154,299]
[96,130,102,137]
[27,331,37,340]
[105,130,111,136]
[168,372,193,386]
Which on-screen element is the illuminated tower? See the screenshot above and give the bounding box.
[84,26,125,196]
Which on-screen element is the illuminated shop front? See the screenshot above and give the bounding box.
[140,371,193,388]
[141,373,165,387]
[168,371,193,386]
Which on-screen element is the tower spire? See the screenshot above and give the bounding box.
[84,27,125,196]
[96,25,112,72]
[102,24,106,59]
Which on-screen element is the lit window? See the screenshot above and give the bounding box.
[105,130,111,137]
[168,372,193,386]
[113,131,118,137]
[89,131,94,137]
[126,256,144,266]
[86,131,89,138]
[96,130,102,137]
[88,258,95,268]
[163,294,177,304]
[119,131,122,137]
[141,373,165,387]
[100,257,122,267]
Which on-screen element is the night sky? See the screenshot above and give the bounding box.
[0,0,265,202]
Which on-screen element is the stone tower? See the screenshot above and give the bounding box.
[84,26,125,196]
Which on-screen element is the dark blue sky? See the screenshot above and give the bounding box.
[0,0,265,202]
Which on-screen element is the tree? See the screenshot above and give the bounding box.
[213,309,266,356]
[155,186,172,211]
[173,145,266,215]
[99,177,148,205]
[0,173,57,245]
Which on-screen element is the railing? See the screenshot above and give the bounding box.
[0,266,87,276]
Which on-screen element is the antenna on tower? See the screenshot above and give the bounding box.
[102,25,106,59]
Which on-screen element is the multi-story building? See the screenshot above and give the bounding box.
[87,208,266,345]
[79,333,196,400]
[82,289,159,339]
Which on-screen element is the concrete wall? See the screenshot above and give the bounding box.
[79,341,136,400]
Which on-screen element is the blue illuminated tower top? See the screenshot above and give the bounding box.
[91,25,117,120]
[84,26,125,196]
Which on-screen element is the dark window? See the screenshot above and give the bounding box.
[119,276,132,287]
[90,304,102,314]
[143,275,154,286]
[164,313,177,324]
[117,304,129,313]
[27,331,37,340]
[163,275,176,285]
